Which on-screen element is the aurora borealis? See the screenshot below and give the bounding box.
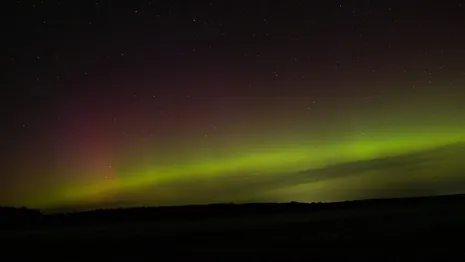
[4,1,465,210]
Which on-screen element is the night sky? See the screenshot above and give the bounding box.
[4,0,465,210]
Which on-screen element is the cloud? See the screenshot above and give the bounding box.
[120,142,465,206]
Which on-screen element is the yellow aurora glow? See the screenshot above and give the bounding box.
[26,127,465,209]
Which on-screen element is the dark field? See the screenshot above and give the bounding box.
[2,195,465,261]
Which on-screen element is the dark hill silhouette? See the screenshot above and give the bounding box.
[1,193,465,228]
[2,194,465,260]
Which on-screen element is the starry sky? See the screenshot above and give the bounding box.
[3,0,465,210]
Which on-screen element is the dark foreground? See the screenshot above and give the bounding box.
[2,195,465,261]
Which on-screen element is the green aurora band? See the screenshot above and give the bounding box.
[6,89,465,209]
